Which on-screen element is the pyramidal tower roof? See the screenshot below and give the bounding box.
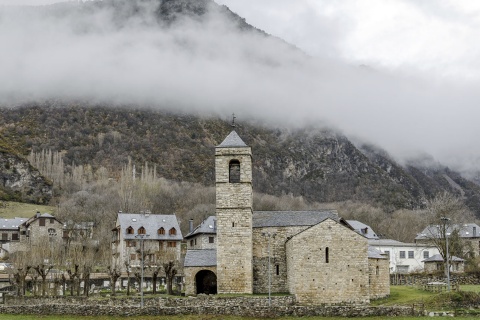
[217,131,248,148]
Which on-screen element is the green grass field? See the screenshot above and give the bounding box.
[0,201,55,219]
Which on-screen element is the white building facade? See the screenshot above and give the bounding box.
[368,239,440,274]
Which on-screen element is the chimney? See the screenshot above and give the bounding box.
[189,219,194,233]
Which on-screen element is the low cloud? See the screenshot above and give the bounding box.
[0,0,479,175]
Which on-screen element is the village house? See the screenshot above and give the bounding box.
[0,217,27,258]
[368,238,440,274]
[423,254,465,273]
[415,223,480,258]
[183,130,390,305]
[185,216,216,250]
[111,212,183,272]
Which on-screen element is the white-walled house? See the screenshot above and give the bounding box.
[368,239,440,274]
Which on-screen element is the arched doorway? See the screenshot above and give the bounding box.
[195,270,217,294]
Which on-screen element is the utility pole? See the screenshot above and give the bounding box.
[135,233,150,307]
[440,217,451,291]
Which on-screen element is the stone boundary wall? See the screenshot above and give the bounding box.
[391,272,480,285]
[0,304,417,317]
[0,295,420,317]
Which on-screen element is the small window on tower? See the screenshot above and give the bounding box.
[229,160,240,183]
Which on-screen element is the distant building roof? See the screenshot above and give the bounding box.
[185,216,216,239]
[347,220,379,239]
[216,131,248,148]
[415,223,480,241]
[253,210,340,228]
[117,213,183,241]
[423,254,465,263]
[368,247,388,259]
[184,249,217,267]
[368,238,437,248]
[0,217,28,230]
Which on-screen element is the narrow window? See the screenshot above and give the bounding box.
[232,222,235,227]
[1,233,7,241]
[376,266,379,275]
[423,251,429,259]
[126,226,134,234]
[169,228,176,235]
[276,264,280,275]
[39,218,45,227]
[138,227,146,235]
[11,233,19,241]
[190,240,194,247]
[158,227,165,235]
[50,218,54,224]
[209,236,214,244]
[408,251,414,259]
[325,247,329,263]
[399,251,406,259]
[229,160,240,183]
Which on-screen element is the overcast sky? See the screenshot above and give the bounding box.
[0,0,479,175]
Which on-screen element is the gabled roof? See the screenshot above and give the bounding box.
[423,254,465,263]
[347,220,379,239]
[252,210,340,228]
[216,131,248,148]
[185,216,216,239]
[368,247,388,259]
[415,223,480,240]
[22,213,62,228]
[0,217,28,230]
[117,213,183,241]
[368,238,437,248]
[184,249,217,267]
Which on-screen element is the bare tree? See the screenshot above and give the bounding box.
[416,192,475,274]
[9,251,32,296]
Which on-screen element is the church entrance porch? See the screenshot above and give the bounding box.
[195,270,217,294]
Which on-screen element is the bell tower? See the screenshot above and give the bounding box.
[215,128,253,294]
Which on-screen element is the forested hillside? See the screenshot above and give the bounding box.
[1,102,480,216]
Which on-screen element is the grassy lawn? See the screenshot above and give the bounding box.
[370,285,436,306]
[460,285,480,293]
[0,201,55,219]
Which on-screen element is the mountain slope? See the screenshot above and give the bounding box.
[1,103,479,215]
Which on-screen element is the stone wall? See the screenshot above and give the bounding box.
[252,226,308,294]
[286,218,370,305]
[368,257,390,299]
[0,295,418,317]
[391,272,480,285]
[215,145,253,294]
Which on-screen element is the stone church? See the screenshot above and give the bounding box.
[184,130,389,305]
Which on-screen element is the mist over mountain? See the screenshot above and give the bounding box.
[0,0,479,215]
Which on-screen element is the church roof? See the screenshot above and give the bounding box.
[184,249,217,267]
[217,131,248,148]
[252,210,339,228]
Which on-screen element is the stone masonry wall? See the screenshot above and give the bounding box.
[215,146,253,294]
[252,226,308,294]
[0,296,418,317]
[368,257,390,299]
[286,219,370,305]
